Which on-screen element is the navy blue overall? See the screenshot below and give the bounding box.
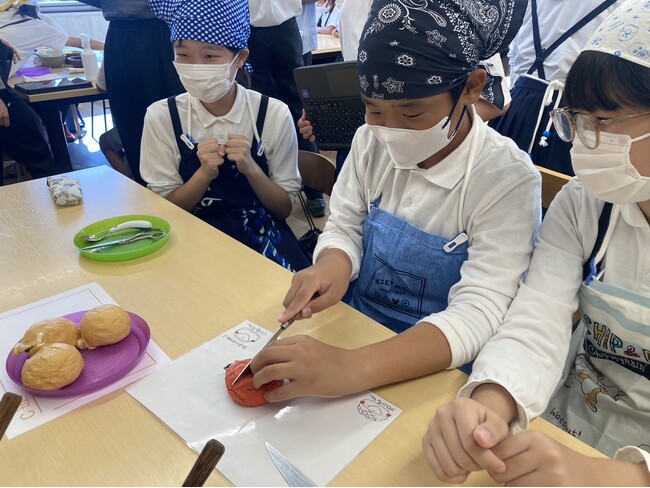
[167,95,310,271]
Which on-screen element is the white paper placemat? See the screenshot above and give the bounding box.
[0,283,171,439]
[128,321,402,486]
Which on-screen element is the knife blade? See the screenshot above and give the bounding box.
[230,315,298,386]
[266,442,317,487]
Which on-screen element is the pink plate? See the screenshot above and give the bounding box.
[16,66,52,77]
[6,310,150,397]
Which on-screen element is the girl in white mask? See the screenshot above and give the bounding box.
[423,0,650,485]
[247,0,542,406]
[141,0,310,272]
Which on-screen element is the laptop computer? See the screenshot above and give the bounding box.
[293,60,366,151]
[14,77,93,95]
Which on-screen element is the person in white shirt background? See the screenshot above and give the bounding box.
[297,0,318,66]
[247,0,324,216]
[0,35,58,182]
[0,0,104,142]
[490,0,623,176]
[315,0,339,34]
[246,0,303,124]
[422,1,650,484]
[0,0,104,76]
[249,0,539,404]
[142,0,310,272]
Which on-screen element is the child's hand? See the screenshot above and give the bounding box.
[490,431,598,486]
[196,139,225,180]
[225,134,258,176]
[277,250,352,323]
[298,109,317,143]
[422,398,509,483]
[250,335,357,401]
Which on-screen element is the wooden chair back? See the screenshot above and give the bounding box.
[298,150,336,196]
[537,165,572,209]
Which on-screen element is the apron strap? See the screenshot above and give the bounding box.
[0,18,30,30]
[255,94,269,139]
[582,201,613,281]
[529,0,546,79]
[527,0,618,78]
[167,95,190,156]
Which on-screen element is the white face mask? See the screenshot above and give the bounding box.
[173,54,239,103]
[368,116,455,169]
[571,131,650,204]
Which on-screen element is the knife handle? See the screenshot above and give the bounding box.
[0,392,22,441]
[182,439,225,487]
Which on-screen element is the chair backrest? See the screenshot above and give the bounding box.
[536,165,572,209]
[298,150,336,196]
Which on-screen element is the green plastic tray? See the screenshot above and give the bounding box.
[74,214,171,262]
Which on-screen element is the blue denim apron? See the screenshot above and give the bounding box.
[345,124,478,334]
[167,93,310,272]
[543,206,650,457]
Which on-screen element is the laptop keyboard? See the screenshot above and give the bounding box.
[306,99,366,150]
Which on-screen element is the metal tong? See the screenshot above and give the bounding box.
[81,229,167,252]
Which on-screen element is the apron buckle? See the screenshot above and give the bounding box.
[180,133,195,150]
[443,232,468,253]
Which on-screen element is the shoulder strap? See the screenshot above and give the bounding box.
[582,201,614,280]
[0,18,30,30]
[527,0,618,77]
[166,95,187,156]
[255,94,269,140]
[529,0,546,79]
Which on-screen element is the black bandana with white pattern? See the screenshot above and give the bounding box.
[358,0,525,100]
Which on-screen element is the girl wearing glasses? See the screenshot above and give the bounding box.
[422,0,650,485]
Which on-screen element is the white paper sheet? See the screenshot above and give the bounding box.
[127,321,402,487]
[0,283,171,439]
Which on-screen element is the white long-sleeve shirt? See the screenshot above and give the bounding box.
[460,178,650,470]
[314,117,541,367]
[140,86,301,199]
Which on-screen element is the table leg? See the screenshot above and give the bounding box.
[33,101,72,173]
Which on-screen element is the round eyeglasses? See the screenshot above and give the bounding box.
[550,107,650,149]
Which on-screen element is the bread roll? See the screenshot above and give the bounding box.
[13,318,80,357]
[77,304,131,349]
[22,343,84,391]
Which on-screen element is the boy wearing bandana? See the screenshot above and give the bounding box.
[250,0,540,402]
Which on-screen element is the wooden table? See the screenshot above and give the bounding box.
[313,34,342,64]
[0,166,603,486]
[10,67,108,174]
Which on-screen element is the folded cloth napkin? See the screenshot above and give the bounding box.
[47,176,82,206]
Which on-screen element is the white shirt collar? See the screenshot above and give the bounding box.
[190,84,247,129]
[416,108,484,190]
[620,202,650,229]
